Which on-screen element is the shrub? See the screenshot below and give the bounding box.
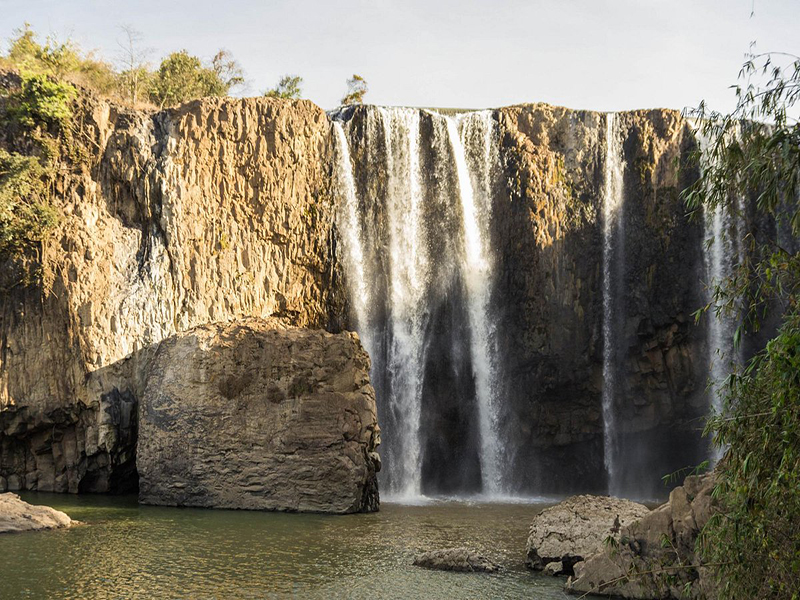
[0,148,58,258]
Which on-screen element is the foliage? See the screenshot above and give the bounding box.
[699,313,800,599]
[341,74,367,105]
[2,24,247,108]
[3,23,117,94]
[683,50,800,600]
[685,52,800,336]
[3,71,76,132]
[265,75,303,99]
[211,50,245,92]
[148,50,239,107]
[0,148,58,258]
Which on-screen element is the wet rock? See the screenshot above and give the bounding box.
[526,495,650,574]
[0,493,73,533]
[413,548,501,573]
[544,561,564,576]
[566,473,718,599]
[137,319,381,514]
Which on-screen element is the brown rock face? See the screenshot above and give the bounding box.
[137,320,380,514]
[566,473,718,599]
[493,105,708,496]
[525,494,651,574]
[0,493,74,533]
[0,78,339,494]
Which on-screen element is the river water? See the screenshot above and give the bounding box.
[1,494,573,599]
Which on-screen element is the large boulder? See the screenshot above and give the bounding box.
[526,495,650,574]
[137,319,381,514]
[413,548,501,573]
[566,474,718,599]
[0,493,73,533]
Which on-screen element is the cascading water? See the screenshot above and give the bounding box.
[380,107,429,499]
[704,202,741,462]
[446,112,503,495]
[330,107,504,499]
[601,112,625,495]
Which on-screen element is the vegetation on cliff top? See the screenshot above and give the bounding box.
[685,52,800,600]
[0,24,245,108]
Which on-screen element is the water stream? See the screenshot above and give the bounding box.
[601,112,625,495]
[331,108,503,498]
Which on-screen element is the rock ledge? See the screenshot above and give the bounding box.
[0,493,73,533]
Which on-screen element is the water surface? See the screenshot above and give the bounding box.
[0,494,574,599]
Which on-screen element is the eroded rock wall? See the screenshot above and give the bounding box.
[137,319,380,513]
[0,80,339,493]
[493,105,707,496]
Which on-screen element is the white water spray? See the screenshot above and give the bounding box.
[380,108,430,500]
[602,113,625,495]
[445,112,503,495]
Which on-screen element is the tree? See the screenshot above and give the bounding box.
[684,51,800,600]
[2,24,116,95]
[116,25,151,104]
[341,74,367,105]
[264,75,303,99]
[211,49,245,94]
[149,50,234,107]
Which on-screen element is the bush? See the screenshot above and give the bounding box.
[4,71,76,131]
[0,148,58,258]
[264,75,303,99]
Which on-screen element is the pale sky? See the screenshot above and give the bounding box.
[0,0,797,112]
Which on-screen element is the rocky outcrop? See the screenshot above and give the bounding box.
[1,72,339,493]
[0,493,73,533]
[494,105,708,496]
[526,495,651,574]
[566,474,717,599]
[137,319,380,513]
[412,548,501,573]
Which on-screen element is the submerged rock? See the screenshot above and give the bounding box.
[0,493,73,533]
[412,548,501,573]
[526,495,650,574]
[137,319,381,514]
[566,474,718,599]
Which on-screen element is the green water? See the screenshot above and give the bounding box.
[0,493,574,600]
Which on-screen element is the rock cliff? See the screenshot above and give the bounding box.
[137,319,380,513]
[0,71,740,501]
[1,74,340,494]
[492,105,707,496]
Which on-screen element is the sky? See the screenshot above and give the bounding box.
[0,0,798,112]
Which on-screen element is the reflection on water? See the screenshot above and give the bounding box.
[0,494,572,599]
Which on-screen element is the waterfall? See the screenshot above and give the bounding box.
[446,112,503,495]
[601,112,625,495]
[704,202,740,462]
[331,122,371,348]
[331,107,503,499]
[694,122,745,464]
[380,107,429,499]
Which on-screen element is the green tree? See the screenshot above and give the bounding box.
[2,23,116,95]
[684,51,800,600]
[149,49,243,107]
[264,75,303,99]
[341,74,367,105]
